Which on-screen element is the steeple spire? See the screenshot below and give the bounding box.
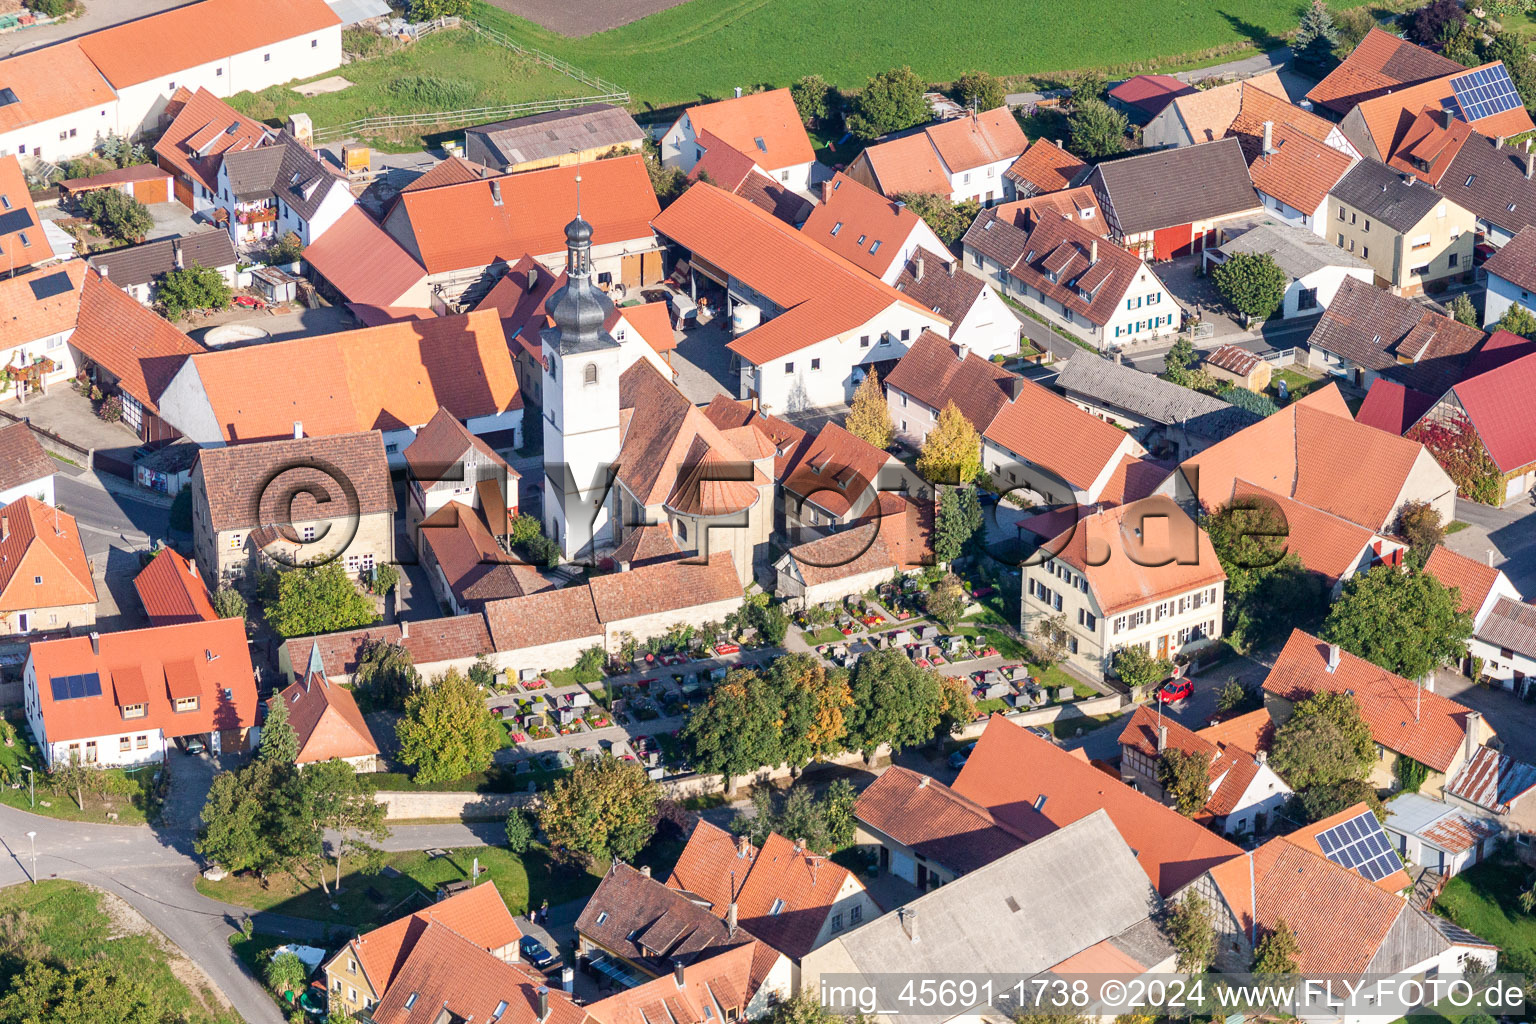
[546,170,616,354]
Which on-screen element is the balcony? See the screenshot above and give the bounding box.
[237,206,277,225]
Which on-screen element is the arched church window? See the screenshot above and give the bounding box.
[584,363,598,385]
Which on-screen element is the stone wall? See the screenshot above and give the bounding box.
[374,789,533,821]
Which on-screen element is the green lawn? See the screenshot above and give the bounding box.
[0,882,240,1024]
[0,724,160,825]
[1447,520,1472,535]
[1435,859,1536,956]
[226,27,591,149]
[953,625,1031,661]
[803,626,847,646]
[1266,367,1330,404]
[1049,713,1116,739]
[197,844,602,933]
[470,0,1373,112]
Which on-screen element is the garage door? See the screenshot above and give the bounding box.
[172,174,194,209]
[890,850,916,884]
[1152,223,1194,260]
[131,177,170,204]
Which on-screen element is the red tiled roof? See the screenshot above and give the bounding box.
[982,374,1137,493]
[855,764,1033,874]
[1002,213,1151,329]
[0,41,115,134]
[0,421,54,494]
[270,671,378,764]
[0,496,95,612]
[783,492,933,587]
[1004,142,1088,195]
[400,155,483,193]
[991,186,1105,235]
[0,155,52,266]
[133,548,216,626]
[1230,480,1377,586]
[1109,75,1196,117]
[924,108,1028,172]
[1119,703,1217,761]
[857,132,950,196]
[303,207,426,308]
[72,269,202,412]
[350,881,523,1001]
[1306,28,1463,117]
[1384,107,1474,183]
[153,88,270,196]
[370,920,575,1024]
[954,715,1240,895]
[194,431,394,534]
[613,301,677,355]
[587,555,741,623]
[1197,708,1275,753]
[1230,117,1354,215]
[802,172,927,278]
[687,129,759,190]
[1423,545,1504,619]
[1448,350,1536,472]
[419,502,547,608]
[1097,454,1174,506]
[588,943,760,1024]
[1279,801,1413,892]
[482,585,601,651]
[1263,629,1476,772]
[0,261,86,350]
[702,395,807,479]
[28,617,256,746]
[1349,63,1535,162]
[1355,378,1437,435]
[884,329,1018,434]
[780,422,890,518]
[684,89,814,173]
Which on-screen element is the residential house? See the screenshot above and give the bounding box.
[301,206,431,313]
[1051,353,1259,460]
[157,308,524,459]
[1082,138,1262,259]
[403,406,519,543]
[1305,276,1488,396]
[684,136,814,226]
[0,495,95,636]
[270,648,380,769]
[1384,790,1501,879]
[1142,72,1275,149]
[890,254,1018,359]
[661,89,817,193]
[189,431,395,586]
[668,819,879,973]
[322,881,522,1019]
[1384,111,1536,246]
[365,924,582,1024]
[1481,224,1536,326]
[214,130,354,247]
[962,205,1178,346]
[586,942,787,1024]
[801,172,950,285]
[0,42,119,165]
[380,154,662,309]
[0,262,86,401]
[1166,382,1459,529]
[1203,219,1373,318]
[774,492,935,607]
[1337,60,1535,164]
[1307,27,1463,118]
[1262,628,1494,795]
[852,764,1031,886]
[1406,350,1536,504]
[0,421,54,506]
[1230,112,1358,233]
[1180,833,1496,1009]
[652,183,948,414]
[953,711,1242,897]
[87,231,237,307]
[1327,159,1475,295]
[464,103,644,173]
[153,87,270,211]
[132,547,216,626]
[1019,496,1227,679]
[1424,546,1525,677]
[1108,74,1195,125]
[22,616,258,767]
[883,330,1020,451]
[0,154,52,269]
[1228,480,1406,597]
[1117,704,1292,836]
[1445,743,1536,836]
[1279,801,1413,893]
[845,107,1027,206]
[800,811,1179,1024]
[1002,139,1087,199]
[779,421,901,538]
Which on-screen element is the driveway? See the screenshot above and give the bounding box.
[1434,669,1536,762]
[1445,498,1536,595]
[160,748,219,833]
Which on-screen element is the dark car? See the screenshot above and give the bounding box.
[947,742,977,769]
[520,935,558,970]
[1157,678,1193,704]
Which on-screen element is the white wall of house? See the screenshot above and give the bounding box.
[1216,763,1291,836]
[1256,190,1329,234]
[22,660,170,769]
[0,473,55,508]
[989,257,1176,348]
[276,178,355,246]
[1484,270,1534,328]
[4,327,77,394]
[660,111,814,192]
[1283,264,1374,318]
[1471,635,1536,691]
[0,100,120,164]
[940,155,1015,207]
[1383,821,1488,878]
[982,429,1142,507]
[947,285,1020,358]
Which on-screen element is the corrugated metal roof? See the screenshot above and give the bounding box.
[1447,744,1536,813]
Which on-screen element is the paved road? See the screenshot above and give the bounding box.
[1446,497,1536,596]
[57,473,172,560]
[2,0,197,55]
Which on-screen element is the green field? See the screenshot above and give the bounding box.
[471,0,1372,112]
[226,27,590,149]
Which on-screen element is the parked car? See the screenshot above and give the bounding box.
[1025,726,1054,743]
[1157,677,1193,704]
[947,742,976,769]
[520,936,558,970]
[182,736,206,755]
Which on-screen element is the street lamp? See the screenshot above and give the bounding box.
[18,765,32,808]
[25,831,35,885]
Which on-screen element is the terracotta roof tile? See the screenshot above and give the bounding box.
[609,523,682,567]
[1384,107,1474,183]
[1424,545,1505,618]
[982,372,1136,492]
[802,172,927,278]
[0,496,95,612]
[999,213,1153,329]
[588,943,761,1024]
[579,861,749,971]
[858,132,951,195]
[402,405,516,484]
[1109,75,1196,117]
[1097,454,1174,506]
[153,88,272,195]
[1197,708,1275,753]
[399,613,495,665]
[0,261,85,349]
[701,396,806,479]
[483,584,602,651]
[954,714,1240,895]
[420,502,548,608]
[783,493,933,587]
[1263,629,1476,772]
[1231,117,1355,214]
[194,431,393,534]
[370,920,575,1024]
[1278,801,1413,892]
[0,421,53,494]
[685,89,814,173]
[285,626,401,681]
[885,329,1017,433]
[1230,480,1379,585]
[302,207,426,308]
[351,881,523,1001]
[71,269,202,412]
[1348,62,1535,161]
[923,108,1028,172]
[400,154,484,192]
[779,422,889,518]
[991,185,1105,235]
[1306,28,1463,116]
[133,548,217,626]
[0,155,51,267]
[854,765,1031,874]
[588,555,740,623]
[1355,378,1437,435]
[0,41,115,134]
[1004,142,1088,195]
[270,671,378,763]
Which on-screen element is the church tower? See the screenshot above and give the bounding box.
[541,190,623,561]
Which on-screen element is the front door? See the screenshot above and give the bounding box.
[16,613,27,633]
[1157,634,1169,659]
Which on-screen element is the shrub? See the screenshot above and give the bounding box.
[504,808,534,852]
[407,0,470,19]
[95,394,123,423]
[212,587,248,621]
[265,232,304,267]
[386,75,475,108]
[78,188,152,244]
[157,265,233,321]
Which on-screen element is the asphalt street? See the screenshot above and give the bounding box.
[56,473,173,560]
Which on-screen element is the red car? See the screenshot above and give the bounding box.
[1157,678,1193,703]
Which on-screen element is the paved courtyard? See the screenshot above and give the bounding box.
[1444,497,1536,594]
[670,319,737,405]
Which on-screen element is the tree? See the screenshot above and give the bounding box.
[0,958,173,1024]
[847,66,929,140]
[396,668,502,784]
[933,485,983,562]
[844,650,946,756]
[1112,645,1173,695]
[893,190,980,245]
[1270,690,1375,790]
[77,188,151,243]
[768,654,852,771]
[354,639,420,711]
[266,232,304,266]
[156,265,232,321]
[1333,7,1377,61]
[1031,612,1072,666]
[24,0,76,16]
[1213,252,1286,321]
[1403,0,1464,47]
[1164,337,1196,375]
[1215,678,1260,716]
[264,562,377,639]
[1483,32,1536,114]
[1439,18,1482,66]
[821,777,858,848]
[504,808,534,853]
[197,757,298,877]
[1253,919,1302,975]
[1448,292,1478,326]
[1294,0,1341,67]
[1323,564,1472,679]
[768,992,851,1024]
[925,572,970,628]
[48,750,89,810]
[266,950,308,999]
[1397,499,1445,568]
[368,562,400,595]
[539,753,659,863]
[1204,497,1326,652]
[845,370,893,449]
[1165,893,1216,974]
[211,586,247,621]
[408,0,469,18]
[1299,778,1385,823]
[790,75,836,127]
[681,669,784,790]
[746,598,790,645]
[1067,99,1128,159]
[642,139,688,208]
[1066,68,1107,104]
[301,758,388,889]
[916,401,982,485]
[1159,748,1213,817]
[955,70,1006,111]
[259,695,299,765]
[1496,302,1536,339]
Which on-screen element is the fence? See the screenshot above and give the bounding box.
[310,20,629,144]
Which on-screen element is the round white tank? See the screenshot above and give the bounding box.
[732,302,761,334]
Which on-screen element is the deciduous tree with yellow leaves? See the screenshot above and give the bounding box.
[916,400,982,484]
[845,369,893,449]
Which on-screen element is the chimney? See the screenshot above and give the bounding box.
[914,256,925,282]
[1326,643,1341,673]
[1113,351,1124,365]
[1090,240,1098,264]
[734,86,743,99]
[639,865,651,878]
[293,420,303,440]
[821,180,833,204]
[1444,108,1456,130]
[673,960,686,987]
[528,266,538,290]
[1488,548,1496,567]
[537,987,550,1022]
[735,834,751,857]
[400,620,410,639]
[793,837,805,855]
[89,631,100,655]
[946,259,956,277]
[490,179,502,206]
[1466,710,1483,762]
[1004,377,1025,401]
[898,907,918,944]
[1054,139,1063,149]
[1157,724,1168,752]
[1255,749,1267,765]
[0,515,7,541]
[1497,135,1507,149]
[957,343,970,362]
[1525,153,1534,180]
[1262,120,1273,154]
[188,560,198,579]
[726,900,738,936]
[173,238,184,270]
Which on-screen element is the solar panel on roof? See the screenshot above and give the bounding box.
[1316,810,1402,884]
[49,673,102,701]
[0,208,31,236]
[28,272,74,301]
[1452,64,1523,123]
